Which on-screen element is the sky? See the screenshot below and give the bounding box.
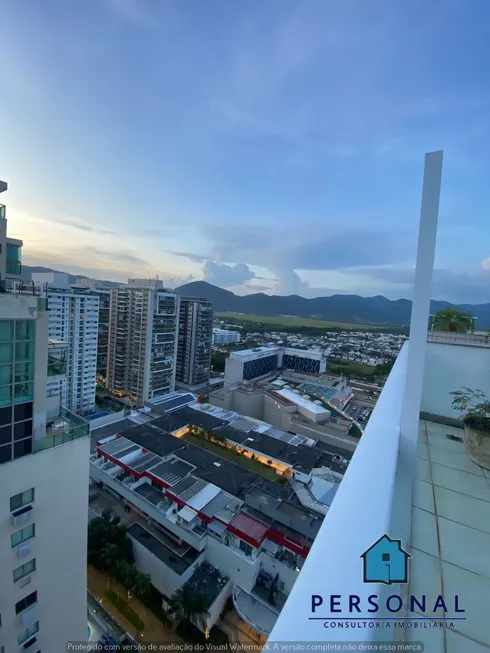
[1,0,490,303]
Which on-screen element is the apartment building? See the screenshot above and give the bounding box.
[176,297,213,387]
[89,397,348,638]
[0,181,22,284]
[31,273,99,416]
[107,281,180,404]
[75,279,111,378]
[224,346,327,385]
[0,182,90,652]
[212,328,241,345]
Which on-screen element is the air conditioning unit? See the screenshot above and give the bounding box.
[10,505,33,527]
[17,543,31,558]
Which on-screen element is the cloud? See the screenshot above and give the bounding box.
[202,261,256,288]
[57,218,119,235]
[174,251,209,264]
[344,262,490,304]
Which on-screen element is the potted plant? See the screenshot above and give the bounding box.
[450,387,490,469]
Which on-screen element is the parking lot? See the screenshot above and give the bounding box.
[347,401,372,425]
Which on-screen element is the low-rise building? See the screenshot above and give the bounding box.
[89,402,348,637]
[212,329,241,345]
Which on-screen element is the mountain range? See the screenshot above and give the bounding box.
[21,265,490,329]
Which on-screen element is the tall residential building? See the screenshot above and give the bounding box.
[0,182,23,284]
[107,281,180,404]
[75,279,111,378]
[176,296,213,387]
[31,273,99,415]
[212,328,241,345]
[0,181,89,651]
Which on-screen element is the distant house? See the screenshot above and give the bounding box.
[361,534,411,584]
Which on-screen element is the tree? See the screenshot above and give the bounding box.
[88,510,134,570]
[170,586,209,632]
[432,309,474,333]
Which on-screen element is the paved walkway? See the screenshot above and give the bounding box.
[220,610,265,648]
[88,565,182,644]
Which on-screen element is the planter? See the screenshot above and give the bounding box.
[463,424,490,470]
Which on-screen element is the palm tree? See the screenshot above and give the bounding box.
[170,586,209,633]
[431,309,474,333]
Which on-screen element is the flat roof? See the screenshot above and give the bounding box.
[277,388,330,415]
[228,511,269,545]
[121,423,185,458]
[184,562,229,610]
[149,458,196,486]
[92,418,138,440]
[145,393,196,413]
[231,347,281,357]
[230,417,258,433]
[127,523,199,574]
[134,483,168,507]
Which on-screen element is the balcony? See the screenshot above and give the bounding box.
[34,407,89,453]
[268,152,490,652]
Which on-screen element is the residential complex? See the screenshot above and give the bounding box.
[32,273,99,415]
[89,394,348,637]
[176,296,213,387]
[0,182,90,652]
[224,346,327,386]
[75,279,112,377]
[107,281,180,404]
[212,328,241,345]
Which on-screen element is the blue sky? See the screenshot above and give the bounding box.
[1,0,489,302]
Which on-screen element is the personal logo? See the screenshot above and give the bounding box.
[360,534,411,584]
[310,533,465,630]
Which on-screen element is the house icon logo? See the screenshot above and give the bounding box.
[361,534,411,585]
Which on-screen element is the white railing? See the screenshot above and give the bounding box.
[269,343,410,642]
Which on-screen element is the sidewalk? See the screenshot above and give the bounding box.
[88,565,183,644]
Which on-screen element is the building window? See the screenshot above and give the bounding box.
[239,539,254,557]
[11,523,35,547]
[0,320,13,341]
[17,620,39,645]
[16,321,35,341]
[13,558,36,583]
[0,342,13,364]
[14,437,33,459]
[10,487,35,511]
[0,443,11,463]
[14,420,33,441]
[15,590,37,615]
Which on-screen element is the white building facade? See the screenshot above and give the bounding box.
[32,273,99,416]
[212,329,241,346]
[0,183,90,652]
[107,282,180,404]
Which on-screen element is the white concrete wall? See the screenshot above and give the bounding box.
[89,465,207,551]
[89,410,127,431]
[421,342,490,419]
[0,436,90,651]
[258,552,299,595]
[205,535,260,593]
[206,578,232,629]
[129,533,204,599]
[224,356,244,386]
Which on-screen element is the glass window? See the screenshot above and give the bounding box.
[0,321,13,341]
[15,362,34,384]
[239,540,254,557]
[14,382,33,404]
[6,243,21,262]
[11,523,35,547]
[0,443,12,464]
[14,420,32,441]
[15,591,37,615]
[0,385,12,408]
[0,405,12,426]
[15,341,34,362]
[16,321,34,341]
[13,558,36,583]
[0,424,11,445]
[17,620,39,645]
[14,402,33,421]
[0,363,12,385]
[0,343,13,363]
[10,487,35,512]
[14,437,32,458]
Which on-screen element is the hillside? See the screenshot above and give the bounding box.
[176,281,490,329]
[20,269,490,329]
